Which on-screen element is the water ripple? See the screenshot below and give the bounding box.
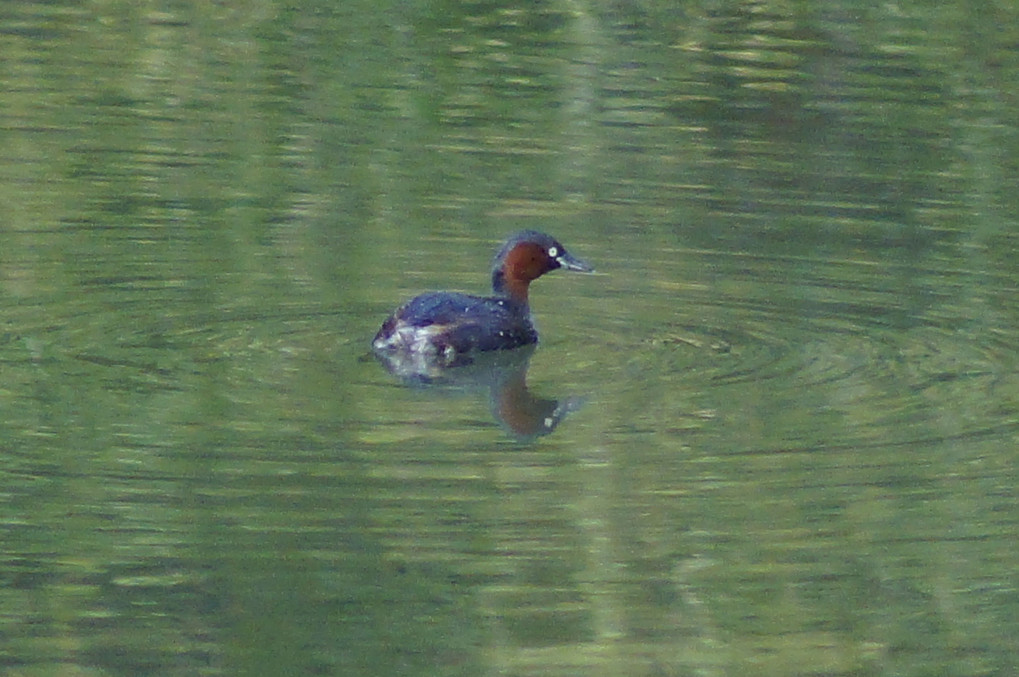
[590,246,1018,449]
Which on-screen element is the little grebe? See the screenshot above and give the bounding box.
[372,230,592,364]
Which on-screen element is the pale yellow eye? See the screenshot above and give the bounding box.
[548,246,558,258]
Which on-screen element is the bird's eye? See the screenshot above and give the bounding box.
[548,246,559,258]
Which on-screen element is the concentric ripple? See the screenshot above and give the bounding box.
[585,247,1019,450]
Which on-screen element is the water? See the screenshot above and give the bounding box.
[2,2,1017,676]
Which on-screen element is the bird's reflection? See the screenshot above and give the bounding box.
[374,346,584,440]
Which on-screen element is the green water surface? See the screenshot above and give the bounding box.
[1,2,1017,676]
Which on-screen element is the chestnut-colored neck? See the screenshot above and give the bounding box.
[493,268,530,305]
[492,242,547,305]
